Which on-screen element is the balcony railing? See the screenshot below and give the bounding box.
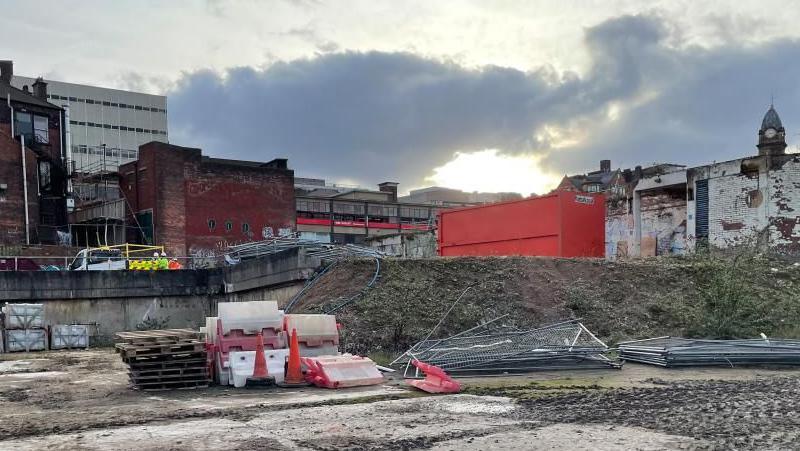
[71,198,126,223]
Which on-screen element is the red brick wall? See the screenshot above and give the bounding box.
[183,159,295,256]
[0,124,40,245]
[120,142,296,256]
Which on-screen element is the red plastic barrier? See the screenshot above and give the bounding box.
[405,360,461,394]
[301,355,383,389]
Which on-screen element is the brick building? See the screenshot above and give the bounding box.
[0,61,68,246]
[119,142,295,257]
[686,105,800,253]
[555,160,686,258]
[606,104,800,257]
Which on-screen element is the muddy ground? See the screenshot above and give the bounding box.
[1,349,800,450]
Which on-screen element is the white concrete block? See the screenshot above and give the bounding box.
[4,329,47,352]
[3,303,44,329]
[51,325,89,349]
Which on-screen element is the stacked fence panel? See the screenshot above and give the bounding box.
[618,337,800,367]
[393,319,621,377]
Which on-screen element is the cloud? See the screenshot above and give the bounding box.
[167,13,800,190]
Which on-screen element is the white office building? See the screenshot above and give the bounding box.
[11,76,168,173]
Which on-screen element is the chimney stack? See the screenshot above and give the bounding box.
[600,159,611,173]
[0,60,12,84]
[378,182,399,202]
[32,77,48,100]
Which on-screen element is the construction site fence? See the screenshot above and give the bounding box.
[0,255,225,271]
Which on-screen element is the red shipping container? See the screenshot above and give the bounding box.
[438,191,605,257]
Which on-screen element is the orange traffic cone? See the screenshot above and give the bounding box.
[246,332,275,387]
[279,328,310,387]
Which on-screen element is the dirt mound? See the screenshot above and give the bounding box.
[294,256,800,358]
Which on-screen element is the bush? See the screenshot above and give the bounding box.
[684,249,798,339]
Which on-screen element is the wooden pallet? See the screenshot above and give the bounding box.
[116,328,212,391]
[133,378,211,391]
[116,329,200,344]
[116,342,206,358]
[130,366,208,379]
[124,352,208,366]
[127,357,207,370]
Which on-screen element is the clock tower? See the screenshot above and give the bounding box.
[757,104,787,156]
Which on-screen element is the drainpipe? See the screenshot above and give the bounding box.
[21,135,30,245]
[63,105,73,193]
[8,93,29,243]
[7,93,13,136]
[59,109,64,161]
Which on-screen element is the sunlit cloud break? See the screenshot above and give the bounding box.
[426,149,559,197]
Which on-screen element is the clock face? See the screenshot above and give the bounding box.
[765,128,777,138]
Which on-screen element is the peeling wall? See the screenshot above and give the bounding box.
[605,212,633,260]
[768,157,800,252]
[640,192,687,256]
[606,188,686,259]
[687,154,800,254]
[367,231,437,257]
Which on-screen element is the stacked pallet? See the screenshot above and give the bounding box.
[116,329,210,391]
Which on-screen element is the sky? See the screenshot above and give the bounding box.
[4,0,800,195]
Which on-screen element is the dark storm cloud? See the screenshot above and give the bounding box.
[167,13,800,186]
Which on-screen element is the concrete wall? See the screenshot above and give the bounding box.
[0,248,319,344]
[366,231,437,257]
[42,295,216,346]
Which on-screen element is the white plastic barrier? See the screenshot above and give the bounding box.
[51,325,89,349]
[284,314,339,344]
[298,344,340,357]
[5,329,48,352]
[228,349,289,388]
[3,303,44,329]
[218,301,284,335]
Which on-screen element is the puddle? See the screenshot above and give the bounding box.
[0,371,66,379]
[434,396,516,414]
[0,361,34,373]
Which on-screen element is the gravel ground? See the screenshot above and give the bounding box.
[517,377,800,450]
